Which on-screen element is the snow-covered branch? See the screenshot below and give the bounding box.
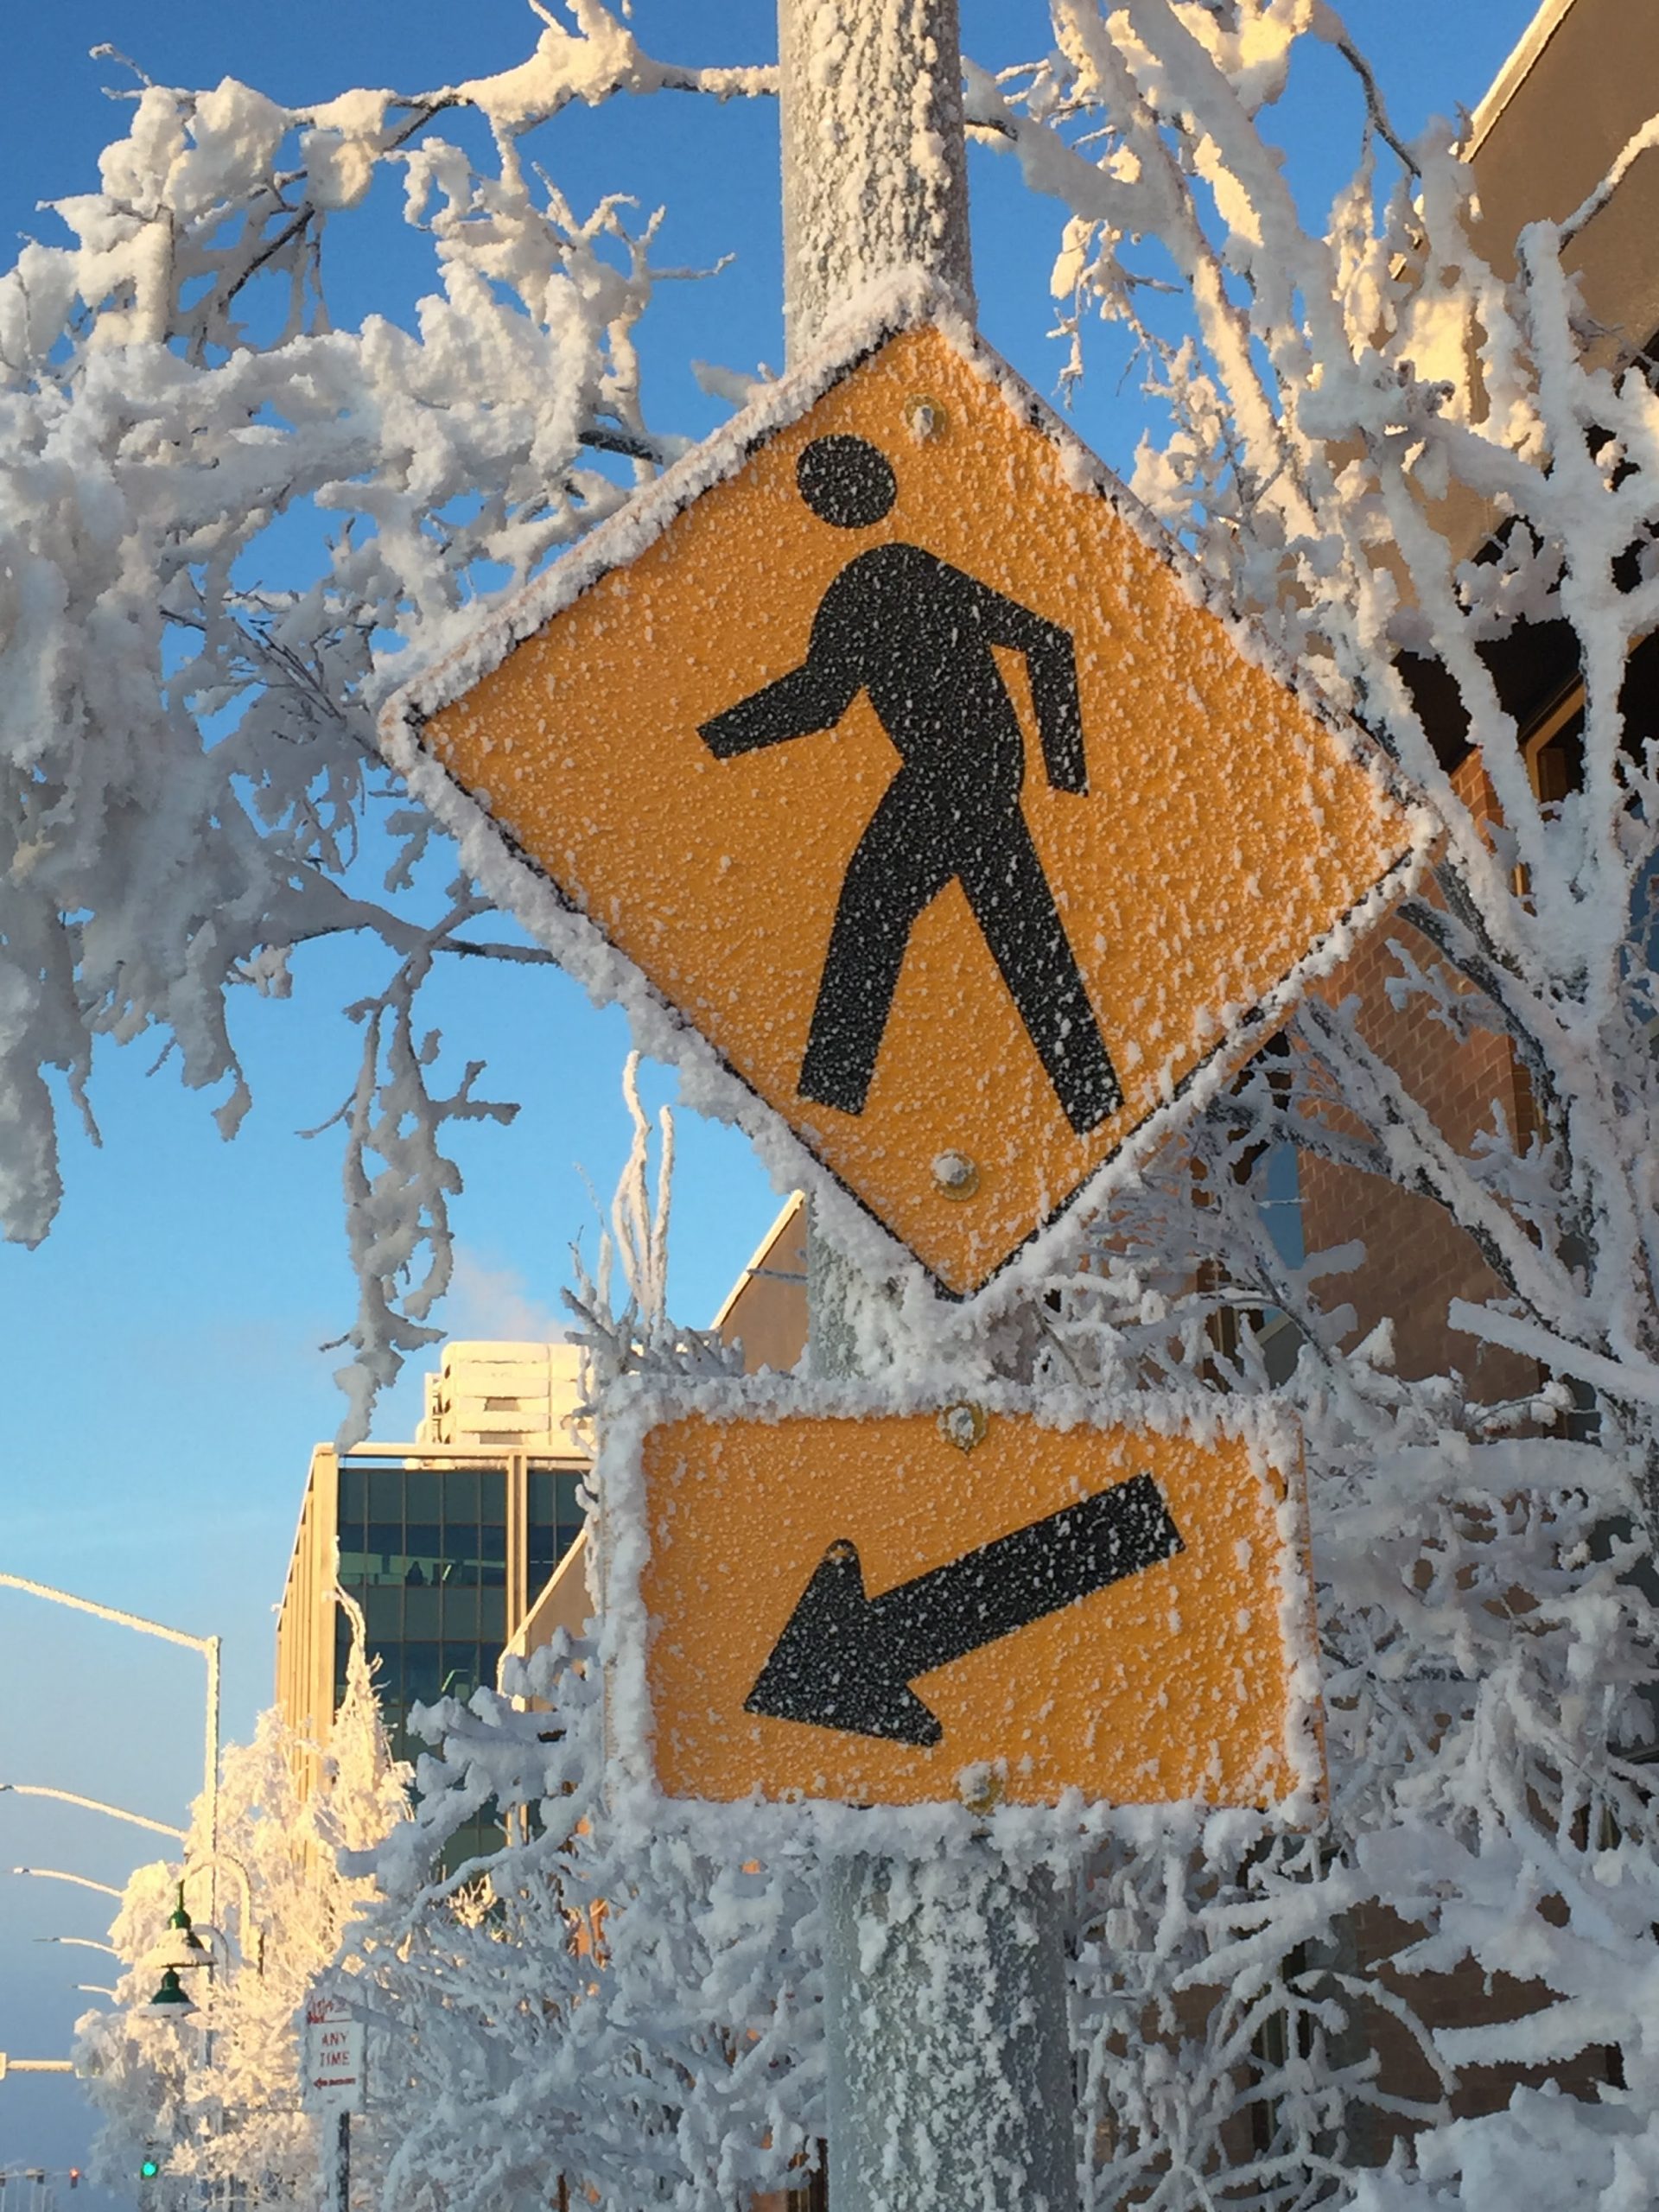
[0,3,776,1432]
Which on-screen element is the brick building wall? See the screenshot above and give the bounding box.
[1298,755,1541,1403]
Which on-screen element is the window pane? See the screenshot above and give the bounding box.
[1260,1141,1305,1268]
[443,1469,480,1523]
[443,1586,480,1639]
[404,1469,442,1521]
[338,1466,367,1521]
[528,1471,556,1525]
[556,1472,583,1523]
[404,1642,442,1710]
[442,1815,505,1874]
[368,1468,404,1518]
[365,1523,402,1580]
[404,1522,442,1577]
[365,1586,401,1640]
[481,1590,506,1641]
[404,1586,440,1638]
[480,1471,507,1526]
[441,1643,481,1701]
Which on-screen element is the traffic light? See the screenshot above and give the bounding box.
[140,2158,160,2179]
[68,2171,81,2190]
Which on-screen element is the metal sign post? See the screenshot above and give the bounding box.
[822,1849,1075,2212]
[334,2113,351,2212]
[807,1304,1083,2212]
[773,19,1075,2192]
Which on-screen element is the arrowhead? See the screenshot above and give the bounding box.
[745,1541,943,1746]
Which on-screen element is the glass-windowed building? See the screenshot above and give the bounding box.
[276,1345,590,1860]
[330,1452,588,1758]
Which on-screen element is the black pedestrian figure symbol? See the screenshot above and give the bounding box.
[699,434,1122,1135]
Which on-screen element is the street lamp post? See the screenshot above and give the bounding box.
[0,1572,226,2149]
[0,1576,219,1880]
[0,1786,184,1843]
[11,1869,123,1899]
[11,1833,263,2025]
[179,1855,262,1974]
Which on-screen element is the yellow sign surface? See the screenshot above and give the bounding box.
[406,317,1413,1295]
[633,1404,1318,1810]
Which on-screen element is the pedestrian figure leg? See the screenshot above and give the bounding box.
[958,813,1122,1134]
[801,776,957,1116]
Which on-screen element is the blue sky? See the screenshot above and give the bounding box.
[0,2,1541,2196]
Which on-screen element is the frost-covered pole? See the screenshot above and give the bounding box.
[778,0,976,353]
[779,8,1073,2209]
[333,2110,350,2212]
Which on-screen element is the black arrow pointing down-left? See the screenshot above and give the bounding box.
[744,1471,1184,1747]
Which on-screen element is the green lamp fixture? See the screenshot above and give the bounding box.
[143,1889,204,2011]
[142,1883,211,2000]
[144,1966,195,2013]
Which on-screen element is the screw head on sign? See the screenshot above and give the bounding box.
[931,1149,980,1199]
[938,1402,988,1452]
[903,394,946,442]
[957,1761,1007,1814]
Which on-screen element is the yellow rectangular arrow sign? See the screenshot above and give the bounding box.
[601,1384,1325,1815]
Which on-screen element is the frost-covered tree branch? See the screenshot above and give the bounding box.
[75,1618,409,2199]
[0,1,774,1437]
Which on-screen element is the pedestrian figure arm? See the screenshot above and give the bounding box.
[699,588,865,759]
[974,584,1087,794]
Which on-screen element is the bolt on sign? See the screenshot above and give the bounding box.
[601,1384,1325,1814]
[383,293,1421,1301]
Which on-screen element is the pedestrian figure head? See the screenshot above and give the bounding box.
[797,436,897,529]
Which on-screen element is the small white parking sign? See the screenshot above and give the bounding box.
[303,1993,365,2113]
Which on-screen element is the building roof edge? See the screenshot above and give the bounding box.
[709,1191,806,1338]
[1465,0,1578,161]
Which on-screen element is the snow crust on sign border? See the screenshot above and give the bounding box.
[378,265,1433,1315]
[593,1370,1327,1858]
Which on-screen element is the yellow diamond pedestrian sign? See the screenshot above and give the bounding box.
[384,302,1420,1298]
